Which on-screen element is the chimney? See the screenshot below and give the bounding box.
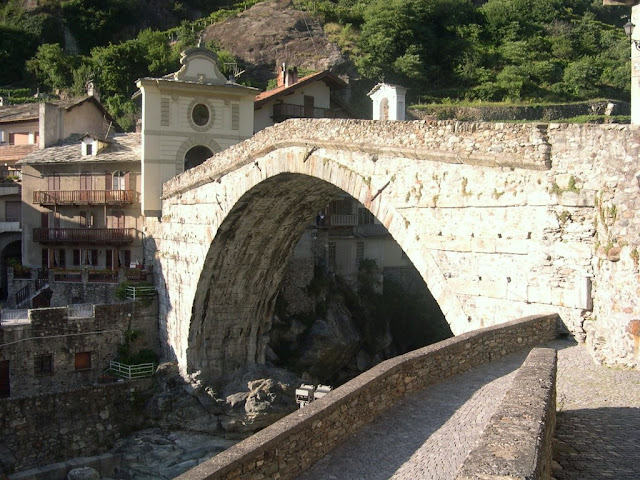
[277,63,286,88]
[87,81,100,101]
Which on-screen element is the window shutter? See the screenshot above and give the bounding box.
[105,172,112,190]
[91,249,98,266]
[106,249,113,270]
[124,172,130,190]
[41,212,49,228]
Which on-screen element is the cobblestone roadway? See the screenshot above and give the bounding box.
[297,349,530,480]
[552,339,640,480]
[297,340,640,480]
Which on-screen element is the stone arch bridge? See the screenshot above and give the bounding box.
[145,119,640,381]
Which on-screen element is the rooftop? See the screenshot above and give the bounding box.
[18,133,140,165]
[254,70,347,109]
[0,96,122,131]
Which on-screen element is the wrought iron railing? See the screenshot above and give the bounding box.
[33,190,135,205]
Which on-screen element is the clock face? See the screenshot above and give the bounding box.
[192,103,210,126]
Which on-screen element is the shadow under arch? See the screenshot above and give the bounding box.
[184,170,461,382]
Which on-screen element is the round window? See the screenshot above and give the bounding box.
[192,103,210,126]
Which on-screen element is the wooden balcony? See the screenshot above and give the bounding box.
[33,228,135,245]
[33,190,135,206]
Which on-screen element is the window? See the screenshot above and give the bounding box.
[75,352,91,371]
[328,242,336,271]
[34,354,53,376]
[111,211,125,229]
[79,211,94,228]
[330,199,352,215]
[192,103,210,126]
[80,172,92,190]
[358,207,374,225]
[0,360,9,398]
[356,241,364,266]
[120,250,131,268]
[5,201,21,222]
[47,173,60,191]
[73,249,98,266]
[52,248,66,268]
[41,249,48,268]
[113,171,127,191]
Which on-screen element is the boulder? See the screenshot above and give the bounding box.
[219,365,302,433]
[298,302,361,378]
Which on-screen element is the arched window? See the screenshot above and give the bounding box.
[184,146,213,171]
[380,98,389,121]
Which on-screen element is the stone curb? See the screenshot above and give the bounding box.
[456,347,557,480]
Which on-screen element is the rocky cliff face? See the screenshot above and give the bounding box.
[203,0,352,85]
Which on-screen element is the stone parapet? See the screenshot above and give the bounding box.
[175,313,558,480]
[456,347,557,480]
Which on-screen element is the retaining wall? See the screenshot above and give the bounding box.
[456,347,557,480]
[0,379,154,475]
[176,313,559,480]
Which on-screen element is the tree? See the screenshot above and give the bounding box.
[26,44,74,92]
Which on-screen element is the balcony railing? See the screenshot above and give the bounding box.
[273,103,329,120]
[33,228,135,244]
[327,214,358,226]
[33,190,135,205]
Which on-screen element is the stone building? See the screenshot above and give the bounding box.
[17,133,143,281]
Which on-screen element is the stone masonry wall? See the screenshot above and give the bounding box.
[456,347,557,480]
[0,379,153,474]
[151,119,640,379]
[0,301,158,398]
[175,313,559,480]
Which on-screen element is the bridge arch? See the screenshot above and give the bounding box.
[173,145,468,381]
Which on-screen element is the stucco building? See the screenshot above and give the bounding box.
[135,46,258,217]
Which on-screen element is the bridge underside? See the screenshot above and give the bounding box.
[187,173,343,381]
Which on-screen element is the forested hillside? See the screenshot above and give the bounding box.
[0,0,631,129]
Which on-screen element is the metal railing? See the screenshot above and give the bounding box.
[328,214,358,226]
[33,190,135,205]
[109,360,155,379]
[87,270,118,283]
[15,284,30,306]
[126,285,156,301]
[33,228,135,244]
[53,271,82,283]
